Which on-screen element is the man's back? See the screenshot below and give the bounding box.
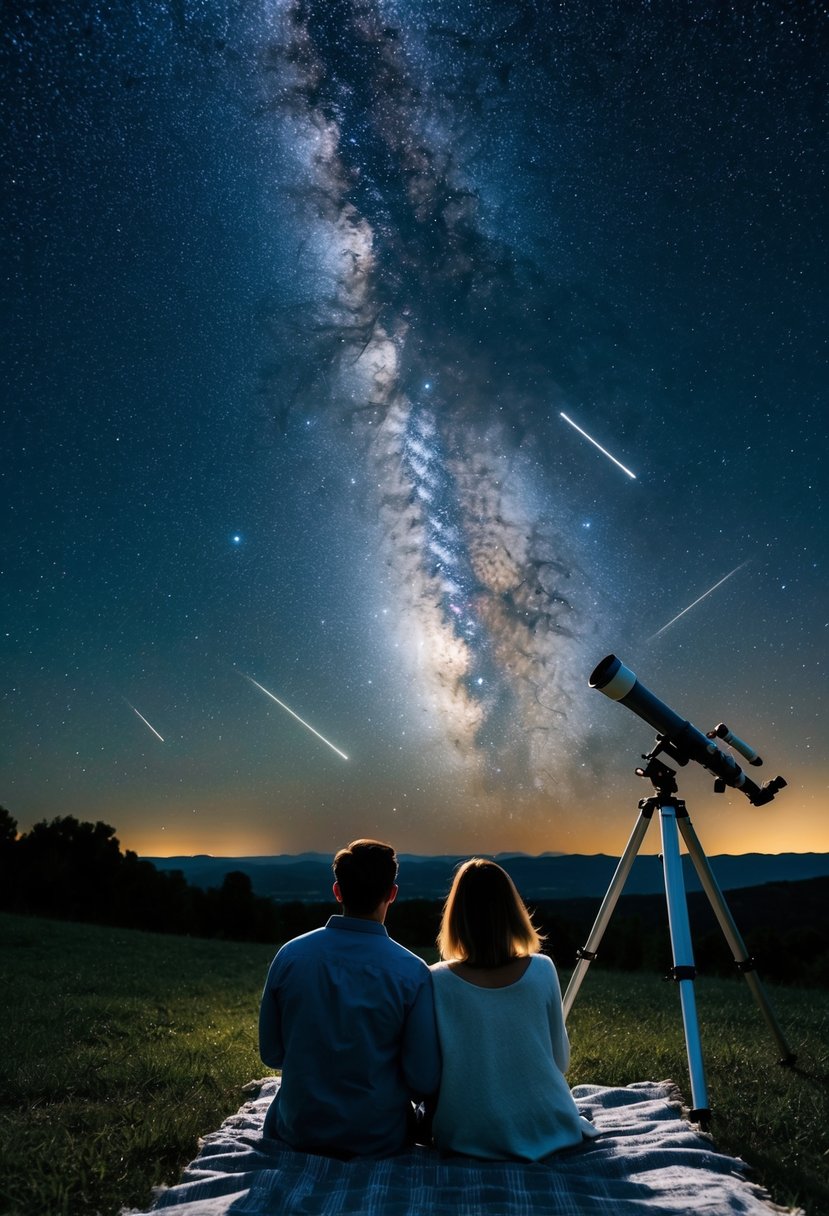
[259,915,440,1156]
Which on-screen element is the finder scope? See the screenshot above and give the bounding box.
[590,655,786,807]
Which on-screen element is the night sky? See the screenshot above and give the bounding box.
[2,0,826,861]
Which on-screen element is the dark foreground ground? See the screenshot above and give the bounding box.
[1,912,827,1216]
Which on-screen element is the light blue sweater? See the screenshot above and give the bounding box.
[430,954,597,1160]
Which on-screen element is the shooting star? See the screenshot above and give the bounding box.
[560,412,637,480]
[648,562,749,641]
[243,674,349,761]
[125,701,165,742]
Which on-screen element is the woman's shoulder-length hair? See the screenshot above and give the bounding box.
[437,857,543,967]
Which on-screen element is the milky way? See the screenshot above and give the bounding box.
[257,0,606,794]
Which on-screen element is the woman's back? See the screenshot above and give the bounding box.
[430,954,594,1160]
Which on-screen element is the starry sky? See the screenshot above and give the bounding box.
[2,0,826,861]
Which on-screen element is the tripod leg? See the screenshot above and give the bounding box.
[677,816,796,1065]
[562,807,653,1021]
[659,803,710,1126]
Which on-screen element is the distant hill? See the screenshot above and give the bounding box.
[532,875,829,988]
[143,851,829,903]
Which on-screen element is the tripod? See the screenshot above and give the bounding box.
[562,748,796,1129]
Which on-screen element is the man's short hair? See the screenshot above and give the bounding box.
[333,839,398,914]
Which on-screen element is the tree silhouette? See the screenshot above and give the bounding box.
[0,812,280,943]
[0,807,19,907]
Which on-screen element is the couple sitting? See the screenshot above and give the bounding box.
[259,839,596,1160]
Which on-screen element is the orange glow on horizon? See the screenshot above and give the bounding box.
[121,794,829,860]
[22,756,825,862]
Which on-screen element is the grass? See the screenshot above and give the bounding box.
[1,912,827,1215]
[0,914,273,1216]
[564,968,829,1214]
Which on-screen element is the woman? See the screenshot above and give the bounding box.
[429,858,597,1160]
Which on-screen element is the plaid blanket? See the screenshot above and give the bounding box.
[127,1078,798,1215]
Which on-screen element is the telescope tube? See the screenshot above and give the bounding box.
[590,656,785,807]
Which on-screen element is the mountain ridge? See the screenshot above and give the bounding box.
[142,852,829,902]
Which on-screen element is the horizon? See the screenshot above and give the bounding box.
[12,769,824,858]
[138,847,829,861]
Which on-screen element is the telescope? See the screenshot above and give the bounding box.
[589,655,786,806]
[564,655,795,1128]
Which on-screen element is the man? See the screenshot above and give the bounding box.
[259,838,441,1156]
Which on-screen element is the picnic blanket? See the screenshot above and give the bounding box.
[126,1077,800,1215]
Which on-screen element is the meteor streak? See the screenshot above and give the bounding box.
[560,412,637,480]
[243,674,349,761]
[126,702,164,742]
[648,562,749,640]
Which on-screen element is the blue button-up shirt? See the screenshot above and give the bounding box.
[259,916,441,1156]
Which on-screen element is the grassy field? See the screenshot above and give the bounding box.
[1,912,827,1216]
